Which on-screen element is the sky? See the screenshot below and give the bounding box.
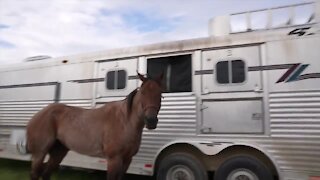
[0,0,312,64]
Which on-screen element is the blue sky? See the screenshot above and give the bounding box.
[0,0,312,64]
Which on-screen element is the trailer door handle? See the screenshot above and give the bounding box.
[254,89,263,93]
[254,85,263,93]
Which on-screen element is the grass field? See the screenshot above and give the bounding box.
[0,158,105,180]
[0,158,154,180]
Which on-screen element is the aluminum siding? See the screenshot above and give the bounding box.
[269,90,320,172]
[0,100,53,147]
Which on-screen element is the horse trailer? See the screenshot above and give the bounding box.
[1,2,320,180]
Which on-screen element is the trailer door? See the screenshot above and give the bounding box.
[200,46,264,134]
[95,59,138,101]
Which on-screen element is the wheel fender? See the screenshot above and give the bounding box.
[155,140,234,159]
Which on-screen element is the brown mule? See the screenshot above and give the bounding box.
[26,72,163,180]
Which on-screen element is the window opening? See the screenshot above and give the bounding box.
[147,55,192,92]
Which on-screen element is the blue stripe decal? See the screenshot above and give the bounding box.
[286,64,309,82]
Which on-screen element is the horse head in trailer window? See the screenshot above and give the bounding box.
[25,72,163,180]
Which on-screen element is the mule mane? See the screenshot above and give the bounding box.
[127,88,138,114]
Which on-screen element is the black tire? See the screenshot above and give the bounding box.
[214,156,273,180]
[157,153,208,180]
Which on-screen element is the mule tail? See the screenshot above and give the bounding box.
[10,129,29,154]
[16,136,29,154]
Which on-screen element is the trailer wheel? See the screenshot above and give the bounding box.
[157,153,208,180]
[214,156,273,180]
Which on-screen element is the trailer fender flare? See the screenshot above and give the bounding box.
[155,140,233,157]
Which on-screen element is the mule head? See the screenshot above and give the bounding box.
[138,72,163,130]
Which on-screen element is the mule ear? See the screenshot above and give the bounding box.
[137,71,146,82]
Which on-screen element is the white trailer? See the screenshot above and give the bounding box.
[1,2,320,180]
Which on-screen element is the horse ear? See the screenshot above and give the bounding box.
[137,71,146,82]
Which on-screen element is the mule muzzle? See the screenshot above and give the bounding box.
[145,117,158,130]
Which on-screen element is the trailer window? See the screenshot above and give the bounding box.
[147,54,192,92]
[232,60,245,83]
[106,70,127,90]
[216,61,229,83]
[216,60,245,84]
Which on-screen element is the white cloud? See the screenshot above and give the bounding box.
[0,0,310,64]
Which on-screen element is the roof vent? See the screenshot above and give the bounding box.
[208,15,231,37]
[24,55,51,62]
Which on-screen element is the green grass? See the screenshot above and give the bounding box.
[0,158,105,180]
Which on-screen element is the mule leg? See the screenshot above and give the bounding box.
[27,113,57,180]
[30,153,46,180]
[42,142,69,180]
[107,156,124,180]
[122,158,132,175]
